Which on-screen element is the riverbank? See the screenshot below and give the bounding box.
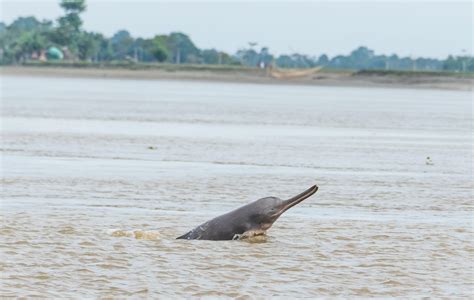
[2,64,473,90]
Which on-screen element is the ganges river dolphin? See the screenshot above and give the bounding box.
[176,185,318,241]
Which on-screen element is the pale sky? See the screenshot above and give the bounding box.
[1,0,472,59]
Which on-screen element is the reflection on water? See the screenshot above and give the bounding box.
[1,76,473,297]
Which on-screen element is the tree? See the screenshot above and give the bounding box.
[259,47,273,66]
[58,0,86,32]
[236,48,258,66]
[150,36,169,62]
[276,55,295,68]
[110,30,134,60]
[55,0,86,50]
[442,55,473,72]
[12,31,47,62]
[317,54,329,65]
[350,46,374,61]
[8,16,41,32]
[202,49,219,64]
[77,32,101,61]
[219,52,237,65]
[165,32,199,64]
[111,30,131,44]
[96,36,113,62]
[346,46,374,69]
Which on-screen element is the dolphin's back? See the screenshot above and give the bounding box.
[175,220,212,240]
[176,208,250,240]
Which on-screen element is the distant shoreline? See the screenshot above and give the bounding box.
[2,64,473,91]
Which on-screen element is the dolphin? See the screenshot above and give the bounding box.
[176,185,318,240]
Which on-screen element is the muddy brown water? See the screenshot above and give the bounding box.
[1,75,472,297]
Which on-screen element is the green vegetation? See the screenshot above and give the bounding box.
[1,0,472,73]
[21,60,263,73]
[354,69,474,78]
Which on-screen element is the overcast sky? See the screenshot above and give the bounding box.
[1,0,472,59]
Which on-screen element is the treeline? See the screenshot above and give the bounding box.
[0,0,472,72]
[239,46,473,72]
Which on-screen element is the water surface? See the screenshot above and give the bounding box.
[1,76,473,297]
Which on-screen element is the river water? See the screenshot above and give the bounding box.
[1,75,472,298]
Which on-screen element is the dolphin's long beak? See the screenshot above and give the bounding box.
[279,185,318,214]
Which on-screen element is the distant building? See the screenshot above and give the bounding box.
[46,47,64,60]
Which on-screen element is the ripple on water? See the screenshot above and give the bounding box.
[108,229,161,240]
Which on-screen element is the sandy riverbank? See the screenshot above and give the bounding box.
[1,65,472,90]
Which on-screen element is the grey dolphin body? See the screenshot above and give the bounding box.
[176,185,318,241]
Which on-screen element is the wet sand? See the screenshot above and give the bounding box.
[2,65,473,91]
[1,75,473,297]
